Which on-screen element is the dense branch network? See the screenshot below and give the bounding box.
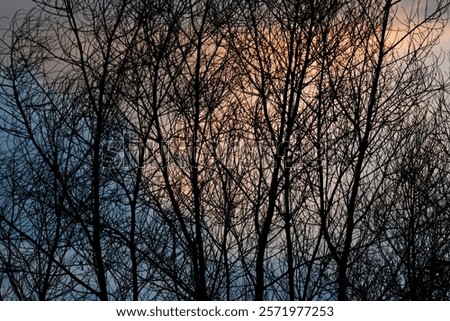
[0,0,449,300]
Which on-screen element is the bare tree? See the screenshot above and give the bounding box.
[0,0,449,301]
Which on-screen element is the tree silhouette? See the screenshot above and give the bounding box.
[0,0,449,300]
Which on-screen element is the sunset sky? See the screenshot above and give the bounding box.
[2,0,450,73]
[2,0,450,304]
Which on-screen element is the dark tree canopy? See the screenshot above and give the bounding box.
[0,0,449,300]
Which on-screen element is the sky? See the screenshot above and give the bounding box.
[0,0,31,27]
[0,0,449,73]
